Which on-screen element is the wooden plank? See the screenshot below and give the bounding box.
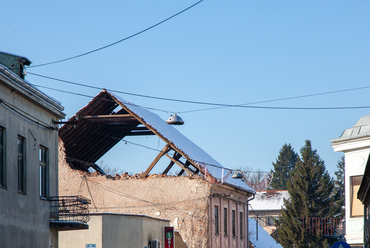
[142,144,171,178]
[125,131,155,136]
[84,114,133,119]
[83,114,137,123]
[162,152,182,175]
[164,153,193,175]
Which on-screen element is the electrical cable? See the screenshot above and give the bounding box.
[84,176,99,212]
[29,81,174,114]
[179,85,370,113]
[248,203,273,226]
[27,71,370,111]
[29,0,204,68]
[85,126,270,174]
[85,177,208,220]
[0,99,56,130]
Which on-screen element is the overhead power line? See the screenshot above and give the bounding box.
[28,71,370,111]
[29,0,204,68]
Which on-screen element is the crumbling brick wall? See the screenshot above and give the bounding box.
[59,140,212,248]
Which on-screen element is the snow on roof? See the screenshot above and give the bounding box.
[249,190,290,211]
[249,218,283,248]
[113,94,255,194]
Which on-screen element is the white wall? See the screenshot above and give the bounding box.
[332,132,370,245]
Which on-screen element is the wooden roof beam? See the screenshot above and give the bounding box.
[142,144,171,178]
[178,160,197,176]
[83,114,137,123]
[162,152,182,175]
[164,153,193,175]
[125,131,155,136]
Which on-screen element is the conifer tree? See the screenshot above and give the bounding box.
[278,140,340,247]
[271,143,298,190]
[331,156,345,218]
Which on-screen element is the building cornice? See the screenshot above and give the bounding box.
[0,65,65,119]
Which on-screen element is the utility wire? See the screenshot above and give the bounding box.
[179,85,370,113]
[83,125,271,174]
[28,72,370,110]
[85,177,208,220]
[0,99,56,130]
[29,82,172,113]
[29,0,204,68]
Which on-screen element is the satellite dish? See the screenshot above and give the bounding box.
[166,114,184,125]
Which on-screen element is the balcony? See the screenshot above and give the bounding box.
[49,196,91,230]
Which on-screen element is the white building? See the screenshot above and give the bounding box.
[249,190,290,235]
[331,115,370,248]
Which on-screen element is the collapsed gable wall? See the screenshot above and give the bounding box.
[58,140,211,248]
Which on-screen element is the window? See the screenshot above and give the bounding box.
[224,208,228,235]
[0,127,5,187]
[17,136,26,194]
[39,146,48,198]
[267,216,276,226]
[351,175,364,217]
[215,206,219,234]
[240,212,243,239]
[232,210,236,237]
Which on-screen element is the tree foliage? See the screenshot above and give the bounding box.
[271,143,298,190]
[278,140,341,247]
[239,167,265,184]
[332,156,345,218]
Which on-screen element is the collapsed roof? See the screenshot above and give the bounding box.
[59,90,254,193]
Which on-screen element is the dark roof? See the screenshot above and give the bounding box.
[59,90,154,174]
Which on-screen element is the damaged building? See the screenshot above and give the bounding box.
[58,90,256,248]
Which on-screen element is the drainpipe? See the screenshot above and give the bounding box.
[365,204,367,248]
[246,193,255,248]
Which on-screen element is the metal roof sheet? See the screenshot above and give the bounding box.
[59,90,255,193]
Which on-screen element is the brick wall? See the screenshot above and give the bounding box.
[59,140,212,248]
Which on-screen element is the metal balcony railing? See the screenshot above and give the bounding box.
[302,217,345,237]
[49,196,91,225]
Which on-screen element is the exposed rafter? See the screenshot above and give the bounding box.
[143,144,171,177]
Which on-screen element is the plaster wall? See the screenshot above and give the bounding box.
[332,137,370,245]
[59,215,103,248]
[0,74,63,248]
[344,148,369,244]
[59,157,211,248]
[58,141,253,248]
[59,214,169,248]
[209,186,250,248]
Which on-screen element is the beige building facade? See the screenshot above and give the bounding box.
[59,213,170,248]
[59,148,254,248]
[0,52,65,247]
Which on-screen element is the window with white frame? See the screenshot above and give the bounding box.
[351,175,364,217]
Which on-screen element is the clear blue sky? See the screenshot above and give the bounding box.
[3,1,370,177]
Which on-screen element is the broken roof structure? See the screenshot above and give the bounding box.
[0,51,31,79]
[59,90,254,193]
